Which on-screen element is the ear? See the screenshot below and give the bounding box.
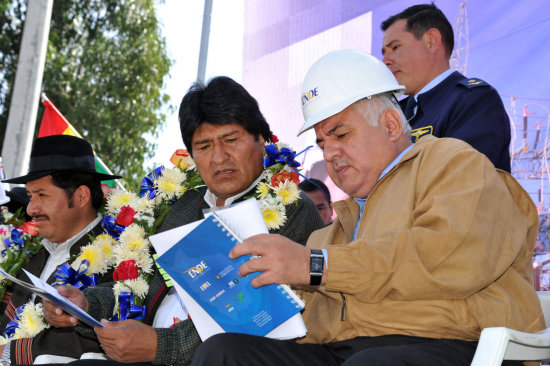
[73,185,92,209]
[381,108,404,141]
[422,28,442,54]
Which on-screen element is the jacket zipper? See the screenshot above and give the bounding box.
[340,292,347,321]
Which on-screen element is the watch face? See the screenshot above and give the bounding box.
[311,257,324,273]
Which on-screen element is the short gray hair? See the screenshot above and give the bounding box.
[351,92,412,138]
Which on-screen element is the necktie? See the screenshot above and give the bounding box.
[404,96,417,120]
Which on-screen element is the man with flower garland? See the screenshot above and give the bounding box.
[43,76,324,366]
[190,51,544,366]
[0,135,121,364]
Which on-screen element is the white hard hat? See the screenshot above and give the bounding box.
[298,49,405,136]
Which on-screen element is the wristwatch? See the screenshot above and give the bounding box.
[309,249,324,286]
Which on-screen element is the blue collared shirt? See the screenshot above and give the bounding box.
[409,69,454,118]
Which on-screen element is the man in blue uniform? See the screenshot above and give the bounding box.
[381,4,511,172]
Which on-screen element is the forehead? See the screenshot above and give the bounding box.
[192,122,251,142]
[383,19,411,43]
[25,175,56,191]
[313,105,365,137]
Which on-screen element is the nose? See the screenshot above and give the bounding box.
[382,52,392,67]
[26,199,38,217]
[211,143,229,165]
[323,141,341,163]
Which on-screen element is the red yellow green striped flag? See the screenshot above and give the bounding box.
[38,95,123,189]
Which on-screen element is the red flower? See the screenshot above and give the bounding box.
[271,135,279,143]
[113,260,139,281]
[19,221,39,236]
[271,170,300,188]
[116,206,137,226]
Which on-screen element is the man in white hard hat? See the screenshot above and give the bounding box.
[190,50,544,366]
[381,4,511,172]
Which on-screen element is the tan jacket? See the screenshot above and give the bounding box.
[299,135,544,344]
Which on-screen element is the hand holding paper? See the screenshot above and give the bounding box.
[42,285,89,327]
[230,233,312,288]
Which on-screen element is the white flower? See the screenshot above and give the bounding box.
[72,244,108,274]
[14,302,49,338]
[106,190,139,214]
[131,196,156,213]
[118,227,150,255]
[273,180,300,205]
[119,224,146,244]
[113,277,149,299]
[256,182,271,199]
[258,199,287,230]
[114,245,153,274]
[156,168,187,200]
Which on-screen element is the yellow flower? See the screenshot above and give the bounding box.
[156,168,187,199]
[261,205,286,230]
[93,234,116,260]
[73,245,107,274]
[256,182,271,199]
[274,180,300,205]
[15,303,49,338]
[107,190,139,213]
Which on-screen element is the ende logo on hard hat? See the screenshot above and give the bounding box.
[302,87,319,106]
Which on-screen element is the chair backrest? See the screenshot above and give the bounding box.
[537,291,550,327]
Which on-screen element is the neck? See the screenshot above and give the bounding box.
[411,59,450,96]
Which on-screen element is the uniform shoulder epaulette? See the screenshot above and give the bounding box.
[458,78,489,88]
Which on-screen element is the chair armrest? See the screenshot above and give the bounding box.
[471,327,550,366]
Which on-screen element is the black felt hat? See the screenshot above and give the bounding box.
[3,135,121,184]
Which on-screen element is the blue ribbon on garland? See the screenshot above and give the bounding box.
[139,166,164,199]
[102,216,125,239]
[3,305,25,338]
[52,260,98,291]
[263,144,312,169]
[111,292,146,321]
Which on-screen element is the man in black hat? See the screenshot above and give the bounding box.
[0,134,121,364]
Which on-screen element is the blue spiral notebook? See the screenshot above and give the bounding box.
[155,213,304,337]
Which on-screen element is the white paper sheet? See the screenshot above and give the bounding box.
[0,268,103,328]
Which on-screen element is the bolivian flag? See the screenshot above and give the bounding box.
[38,95,122,189]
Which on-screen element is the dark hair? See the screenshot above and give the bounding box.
[178,76,273,156]
[50,171,104,210]
[381,3,454,57]
[298,178,331,203]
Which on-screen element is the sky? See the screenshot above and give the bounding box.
[151,0,244,168]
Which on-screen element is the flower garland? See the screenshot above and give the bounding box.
[0,207,47,345]
[98,139,304,321]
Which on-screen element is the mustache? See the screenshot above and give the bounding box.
[332,158,349,170]
[32,214,49,221]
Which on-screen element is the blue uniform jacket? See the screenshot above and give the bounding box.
[400,71,511,172]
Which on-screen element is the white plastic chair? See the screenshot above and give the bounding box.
[470,291,550,365]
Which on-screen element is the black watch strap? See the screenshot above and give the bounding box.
[310,249,324,286]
